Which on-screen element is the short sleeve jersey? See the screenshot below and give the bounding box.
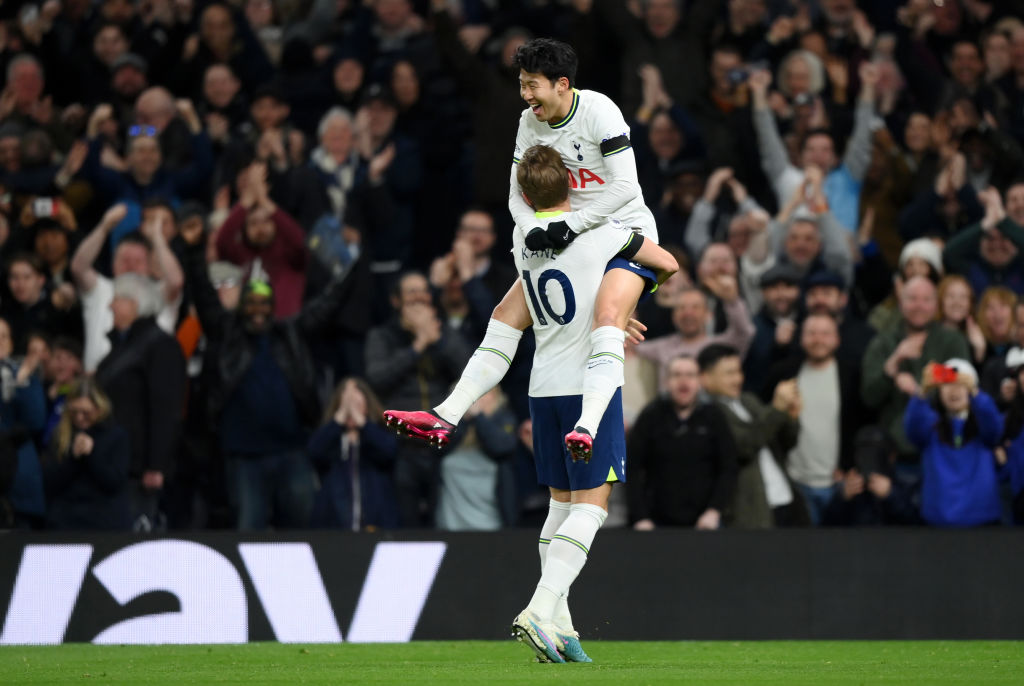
[513,89,657,239]
[512,212,637,397]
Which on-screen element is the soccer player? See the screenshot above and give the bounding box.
[386,38,672,459]
[510,143,642,663]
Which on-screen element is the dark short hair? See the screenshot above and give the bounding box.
[512,38,577,87]
[52,335,83,361]
[697,343,740,373]
[803,127,835,150]
[6,251,45,276]
[116,231,153,255]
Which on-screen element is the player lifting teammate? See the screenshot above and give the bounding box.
[385,38,674,459]
[515,143,653,662]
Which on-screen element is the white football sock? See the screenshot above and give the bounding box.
[538,498,572,570]
[538,499,574,631]
[576,326,625,437]
[433,318,521,425]
[527,503,607,622]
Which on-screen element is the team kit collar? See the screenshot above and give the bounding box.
[549,89,580,129]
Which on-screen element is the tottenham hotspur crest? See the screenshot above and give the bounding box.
[571,141,583,161]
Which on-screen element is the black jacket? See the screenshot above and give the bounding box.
[95,317,186,478]
[761,354,872,473]
[627,399,738,526]
[43,420,132,530]
[186,247,367,429]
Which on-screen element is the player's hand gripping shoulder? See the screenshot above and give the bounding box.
[525,220,578,251]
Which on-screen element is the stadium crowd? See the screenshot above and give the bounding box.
[0,0,1023,531]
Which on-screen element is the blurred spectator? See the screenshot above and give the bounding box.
[71,204,184,372]
[804,270,875,369]
[937,273,976,337]
[634,279,755,391]
[428,209,516,342]
[43,379,131,530]
[352,84,422,279]
[215,162,308,318]
[95,273,185,531]
[308,377,399,530]
[134,86,200,172]
[822,426,922,527]
[200,64,247,146]
[185,238,364,530]
[29,218,75,293]
[0,315,47,527]
[862,276,971,462]
[632,65,706,209]
[0,54,73,151]
[905,358,1004,527]
[944,185,1024,295]
[868,236,944,334]
[763,313,869,525]
[685,167,762,263]
[688,44,765,199]
[972,286,1017,366]
[78,99,213,207]
[40,336,83,449]
[365,271,471,526]
[0,252,82,354]
[436,388,517,531]
[571,0,720,115]
[743,264,802,394]
[1001,348,1024,523]
[178,2,275,94]
[628,355,737,530]
[430,2,527,218]
[748,60,878,233]
[697,343,806,529]
[900,153,984,241]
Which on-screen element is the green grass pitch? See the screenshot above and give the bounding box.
[2,641,1022,685]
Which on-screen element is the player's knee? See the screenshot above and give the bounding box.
[593,304,622,330]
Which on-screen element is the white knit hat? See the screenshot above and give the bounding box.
[898,238,944,276]
[944,358,978,386]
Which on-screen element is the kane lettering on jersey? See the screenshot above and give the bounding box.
[511,89,657,240]
[512,211,634,397]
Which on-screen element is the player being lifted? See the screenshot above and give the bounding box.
[385,38,672,459]
[515,143,653,662]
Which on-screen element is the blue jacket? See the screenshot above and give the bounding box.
[307,420,399,530]
[79,133,213,208]
[2,370,48,518]
[904,392,1004,527]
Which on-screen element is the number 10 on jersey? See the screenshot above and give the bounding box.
[521,269,576,326]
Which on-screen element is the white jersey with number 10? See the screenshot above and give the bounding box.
[512,213,635,397]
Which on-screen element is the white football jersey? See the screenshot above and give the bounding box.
[512,212,636,397]
[512,89,656,239]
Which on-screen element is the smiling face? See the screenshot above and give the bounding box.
[801,314,839,364]
[940,280,972,326]
[519,70,571,123]
[672,290,710,339]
